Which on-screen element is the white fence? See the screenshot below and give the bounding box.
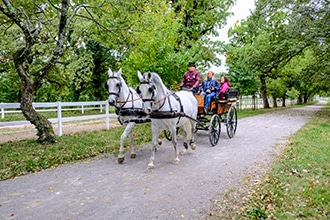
[0,101,116,137]
[0,97,298,137]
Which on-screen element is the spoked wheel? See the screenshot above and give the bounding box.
[226,105,237,138]
[208,114,221,146]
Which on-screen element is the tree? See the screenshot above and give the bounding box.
[121,0,235,87]
[226,0,330,108]
[0,0,91,143]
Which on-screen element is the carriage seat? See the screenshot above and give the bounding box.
[216,89,239,102]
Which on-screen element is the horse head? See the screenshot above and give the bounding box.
[137,71,158,114]
[106,68,123,106]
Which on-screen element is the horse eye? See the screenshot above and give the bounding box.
[116,82,121,87]
[148,87,154,92]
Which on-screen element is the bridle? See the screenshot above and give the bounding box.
[138,81,156,102]
[107,76,122,97]
[138,80,175,112]
[107,76,141,109]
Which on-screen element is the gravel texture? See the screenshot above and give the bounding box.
[0,101,326,220]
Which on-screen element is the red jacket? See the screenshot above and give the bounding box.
[180,70,201,89]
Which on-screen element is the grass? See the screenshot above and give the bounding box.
[0,123,152,180]
[210,101,330,219]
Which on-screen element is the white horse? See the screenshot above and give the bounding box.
[106,68,150,163]
[137,71,198,169]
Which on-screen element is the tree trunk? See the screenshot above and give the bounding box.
[297,94,303,104]
[273,97,278,107]
[20,79,56,144]
[260,74,270,108]
[303,94,308,103]
[282,96,286,107]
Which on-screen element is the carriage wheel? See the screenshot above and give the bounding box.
[208,114,221,146]
[226,105,237,138]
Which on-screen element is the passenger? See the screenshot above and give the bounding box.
[200,71,220,114]
[180,62,201,95]
[219,76,231,99]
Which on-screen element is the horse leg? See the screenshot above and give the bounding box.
[189,121,197,150]
[180,121,192,156]
[171,127,180,164]
[180,125,188,156]
[118,122,135,163]
[148,128,161,169]
[128,129,136,158]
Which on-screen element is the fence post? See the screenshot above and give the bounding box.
[1,103,4,119]
[57,102,63,137]
[106,101,110,130]
[82,104,84,114]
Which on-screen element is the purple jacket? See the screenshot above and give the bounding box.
[180,70,201,89]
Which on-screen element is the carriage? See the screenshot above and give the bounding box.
[164,89,239,146]
[194,90,239,146]
[107,69,238,169]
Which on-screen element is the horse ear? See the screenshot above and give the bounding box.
[118,68,122,76]
[108,68,113,77]
[137,71,143,81]
[147,72,152,80]
[136,86,141,95]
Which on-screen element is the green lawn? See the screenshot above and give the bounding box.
[209,101,330,219]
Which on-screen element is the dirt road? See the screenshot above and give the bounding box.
[0,102,325,220]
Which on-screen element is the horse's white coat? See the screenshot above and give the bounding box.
[137,71,198,169]
[106,69,143,163]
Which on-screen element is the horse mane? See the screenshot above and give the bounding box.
[147,72,171,94]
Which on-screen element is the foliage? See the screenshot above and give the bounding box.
[286,87,300,100]
[1,0,234,102]
[121,0,235,88]
[0,65,20,102]
[226,0,330,107]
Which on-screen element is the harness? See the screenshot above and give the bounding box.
[108,76,147,124]
[150,93,184,119]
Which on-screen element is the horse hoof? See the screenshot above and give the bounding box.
[118,157,125,163]
[158,139,162,145]
[172,158,180,165]
[190,143,196,150]
[180,149,187,156]
[147,163,155,170]
[130,154,136,159]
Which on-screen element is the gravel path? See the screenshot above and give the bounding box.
[0,101,325,220]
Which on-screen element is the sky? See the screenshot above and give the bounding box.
[210,0,256,73]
